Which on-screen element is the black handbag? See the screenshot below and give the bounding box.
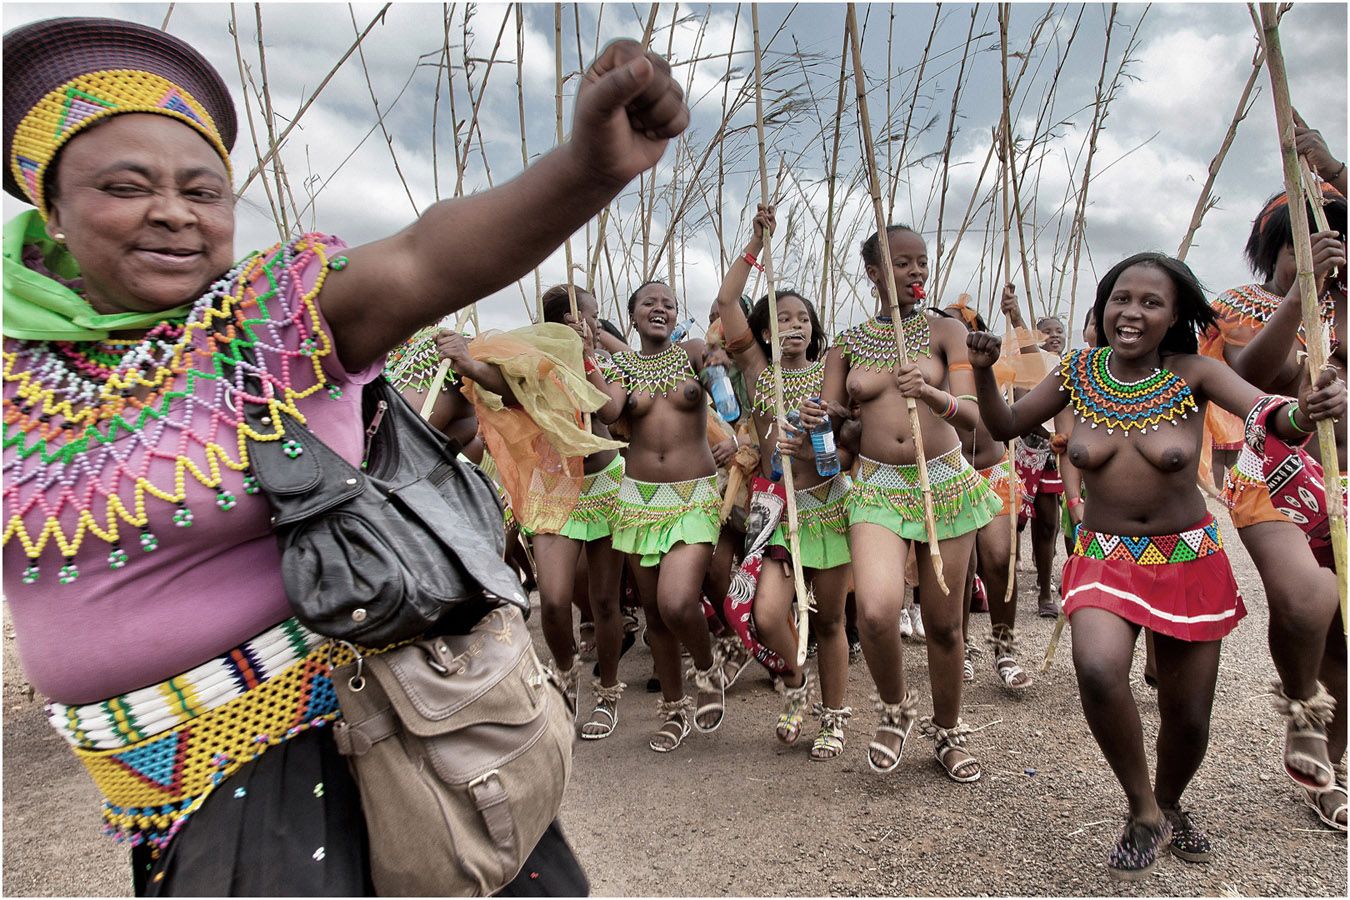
[240,353,529,645]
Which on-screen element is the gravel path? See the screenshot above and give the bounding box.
[4,496,1346,896]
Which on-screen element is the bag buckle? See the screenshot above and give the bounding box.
[468,769,500,790]
[325,640,366,691]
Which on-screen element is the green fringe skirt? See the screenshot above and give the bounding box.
[610,473,721,567]
[768,473,853,570]
[849,444,1001,542]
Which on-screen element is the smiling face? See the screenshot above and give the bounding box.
[1101,263,1178,361]
[632,283,678,343]
[1037,317,1065,354]
[761,294,814,360]
[44,114,235,316]
[866,229,928,309]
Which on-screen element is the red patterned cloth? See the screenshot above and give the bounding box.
[1062,514,1244,642]
[722,477,793,673]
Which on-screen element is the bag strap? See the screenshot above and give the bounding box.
[468,771,519,874]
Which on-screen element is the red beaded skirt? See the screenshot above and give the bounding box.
[1062,514,1245,642]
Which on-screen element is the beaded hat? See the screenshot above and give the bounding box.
[3,16,237,218]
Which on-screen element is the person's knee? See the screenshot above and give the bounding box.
[1267,577,1337,640]
[925,616,964,650]
[1074,653,1128,705]
[1162,699,1212,750]
[856,601,898,642]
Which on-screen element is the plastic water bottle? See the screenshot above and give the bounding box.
[770,410,801,481]
[806,398,841,477]
[702,364,741,422]
[670,317,698,343]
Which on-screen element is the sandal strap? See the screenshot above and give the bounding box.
[591,679,627,704]
[919,716,973,748]
[873,690,918,727]
[1271,682,1336,731]
[987,623,1017,656]
[687,659,725,693]
[657,696,693,719]
[812,703,853,730]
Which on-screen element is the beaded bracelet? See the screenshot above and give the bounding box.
[583,356,599,376]
[1288,403,1313,434]
[938,393,959,420]
[743,252,764,272]
[1067,497,1084,509]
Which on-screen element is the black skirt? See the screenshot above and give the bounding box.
[131,727,588,897]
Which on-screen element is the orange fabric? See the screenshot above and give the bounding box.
[1221,469,1289,529]
[724,328,756,355]
[978,460,1014,518]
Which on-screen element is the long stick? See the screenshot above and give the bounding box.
[998,4,1019,608]
[516,3,544,318]
[753,8,813,667]
[555,4,579,322]
[846,3,948,594]
[1257,2,1347,630]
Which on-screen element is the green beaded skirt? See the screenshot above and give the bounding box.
[610,473,721,567]
[848,445,1002,542]
[768,472,853,570]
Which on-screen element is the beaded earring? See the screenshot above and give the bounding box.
[52,232,66,242]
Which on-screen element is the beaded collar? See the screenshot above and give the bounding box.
[609,343,695,396]
[385,325,455,393]
[1060,347,1196,435]
[751,360,824,417]
[3,235,343,584]
[1213,283,1338,348]
[835,313,931,370]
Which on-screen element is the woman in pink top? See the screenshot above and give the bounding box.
[2,16,687,895]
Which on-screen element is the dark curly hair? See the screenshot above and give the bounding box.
[1244,190,1348,284]
[745,290,825,361]
[1091,252,1217,355]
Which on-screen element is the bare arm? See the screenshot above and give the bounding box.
[967,331,1067,441]
[715,205,773,379]
[1232,231,1346,387]
[316,41,689,371]
[1184,353,1343,443]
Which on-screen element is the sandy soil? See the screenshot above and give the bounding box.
[3,495,1347,897]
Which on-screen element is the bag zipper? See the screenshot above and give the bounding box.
[362,399,388,468]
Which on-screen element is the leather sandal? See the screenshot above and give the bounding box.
[989,624,1032,693]
[580,680,625,741]
[1302,762,1348,832]
[775,670,812,745]
[920,716,981,783]
[689,657,727,733]
[649,697,692,753]
[867,690,918,774]
[810,703,852,761]
[716,635,752,691]
[1271,683,1336,789]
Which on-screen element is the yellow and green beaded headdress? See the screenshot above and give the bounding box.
[3,16,237,219]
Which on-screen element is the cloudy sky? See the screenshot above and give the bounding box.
[4,1,1346,346]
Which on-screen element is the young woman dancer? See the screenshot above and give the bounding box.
[714,205,855,759]
[939,294,1041,693]
[969,252,1345,878]
[589,281,727,752]
[1220,187,1347,830]
[817,225,1002,780]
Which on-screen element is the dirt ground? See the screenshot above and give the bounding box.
[3,495,1347,897]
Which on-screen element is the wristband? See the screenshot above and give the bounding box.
[1288,403,1313,434]
[1068,497,1084,509]
[743,251,764,272]
[583,356,598,375]
[938,393,959,421]
[1330,160,1347,180]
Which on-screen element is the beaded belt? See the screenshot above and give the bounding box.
[793,473,852,532]
[850,445,986,523]
[570,455,624,523]
[616,473,720,524]
[1072,515,1223,565]
[45,618,352,848]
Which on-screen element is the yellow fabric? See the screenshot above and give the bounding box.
[465,323,625,534]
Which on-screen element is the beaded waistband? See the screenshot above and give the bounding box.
[1072,515,1222,565]
[46,618,351,848]
[854,444,968,490]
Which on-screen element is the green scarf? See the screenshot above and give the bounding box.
[2,210,195,341]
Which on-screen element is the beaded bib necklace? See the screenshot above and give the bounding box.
[1060,347,1196,435]
[835,313,931,370]
[385,326,455,393]
[609,343,695,396]
[3,235,342,584]
[1213,283,1339,350]
[751,360,824,417]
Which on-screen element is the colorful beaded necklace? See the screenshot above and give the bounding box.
[385,325,455,393]
[1213,283,1338,348]
[609,343,695,396]
[3,235,343,584]
[836,313,931,370]
[1060,347,1196,435]
[751,360,824,417]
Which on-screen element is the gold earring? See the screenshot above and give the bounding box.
[870,284,879,299]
